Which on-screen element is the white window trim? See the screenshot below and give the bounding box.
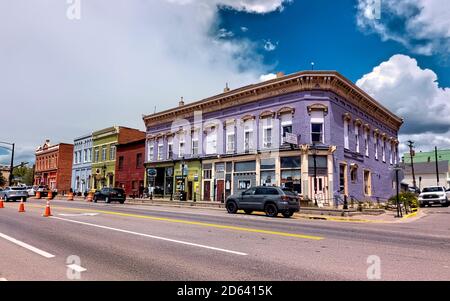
[158,143,164,161]
[148,143,154,162]
[355,125,360,154]
[344,120,349,149]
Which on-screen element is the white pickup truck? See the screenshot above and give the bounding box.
[418,186,450,207]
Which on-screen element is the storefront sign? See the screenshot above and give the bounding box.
[284,132,298,145]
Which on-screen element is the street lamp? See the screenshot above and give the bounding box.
[391,164,403,218]
[0,141,15,186]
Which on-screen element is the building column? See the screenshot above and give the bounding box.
[255,155,261,186]
[300,144,309,199]
[327,147,336,204]
[275,155,281,187]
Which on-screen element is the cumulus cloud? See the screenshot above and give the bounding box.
[0,0,288,165]
[259,73,277,81]
[356,54,450,152]
[263,39,278,51]
[356,0,450,55]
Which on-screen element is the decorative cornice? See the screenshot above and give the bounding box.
[277,107,295,117]
[143,71,403,131]
[343,112,352,122]
[241,114,255,122]
[354,119,363,126]
[259,110,276,119]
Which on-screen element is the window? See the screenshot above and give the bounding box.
[364,170,371,196]
[158,142,164,160]
[239,180,252,190]
[179,139,185,157]
[256,187,279,195]
[244,119,253,153]
[235,161,256,172]
[203,169,212,179]
[364,130,369,157]
[74,152,78,164]
[84,149,88,162]
[262,118,272,148]
[374,135,379,160]
[206,127,217,154]
[118,156,124,171]
[260,158,276,186]
[355,125,360,153]
[110,145,116,161]
[382,140,386,162]
[311,111,324,144]
[226,126,235,153]
[344,119,349,149]
[350,166,358,183]
[389,143,393,164]
[136,153,143,168]
[280,156,301,194]
[280,113,293,145]
[148,144,154,162]
[95,148,99,162]
[102,146,107,161]
[167,137,173,159]
[191,139,198,156]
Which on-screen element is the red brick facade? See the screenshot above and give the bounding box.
[115,139,145,197]
[34,140,73,194]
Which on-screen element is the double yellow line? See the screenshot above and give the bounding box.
[25,203,324,241]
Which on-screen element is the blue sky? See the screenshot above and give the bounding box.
[0,0,449,165]
[218,0,450,86]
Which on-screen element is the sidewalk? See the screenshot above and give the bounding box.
[67,196,423,223]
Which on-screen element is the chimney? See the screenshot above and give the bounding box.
[179,96,185,107]
[276,72,285,78]
[224,83,230,93]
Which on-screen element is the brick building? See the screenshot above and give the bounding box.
[34,140,74,193]
[115,138,146,197]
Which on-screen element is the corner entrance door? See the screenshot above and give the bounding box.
[203,181,211,201]
[309,176,328,206]
[216,180,224,203]
[187,181,193,201]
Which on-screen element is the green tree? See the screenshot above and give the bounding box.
[13,165,34,186]
[0,171,6,187]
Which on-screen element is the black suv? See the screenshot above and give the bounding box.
[94,187,126,204]
[225,186,300,218]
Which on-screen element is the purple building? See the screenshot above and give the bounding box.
[142,71,403,205]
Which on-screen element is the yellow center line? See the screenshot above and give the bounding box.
[24,203,324,240]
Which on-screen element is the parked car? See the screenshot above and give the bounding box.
[26,186,36,196]
[225,186,300,218]
[93,187,126,204]
[0,186,29,202]
[418,186,450,207]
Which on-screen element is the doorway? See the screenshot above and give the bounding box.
[187,181,193,201]
[203,181,211,201]
[216,180,224,203]
[309,176,328,205]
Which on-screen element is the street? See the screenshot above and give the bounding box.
[0,199,450,281]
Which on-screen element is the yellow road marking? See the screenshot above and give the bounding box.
[24,203,324,240]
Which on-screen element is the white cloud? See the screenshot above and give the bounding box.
[217,28,234,38]
[263,39,278,51]
[0,0,288,165]
[356,54,450,151]
[356,0,450,55]
[241,26,249,32]
[259,73,277,81]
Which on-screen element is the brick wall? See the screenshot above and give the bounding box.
[115,139,145,196]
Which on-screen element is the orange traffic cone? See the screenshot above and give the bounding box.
[43,200,52,217]
[18,200,25,213]
[87,192,93,202]
[36,191,41,199]
[47,190,53,200]
[0,198,4,209]
[67,192,74,201]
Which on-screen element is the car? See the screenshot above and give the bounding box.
[418,186,450,207]
[93,187,126,204]
[26,186,36,196]
[225,186,300,218]
[0,186,29,202]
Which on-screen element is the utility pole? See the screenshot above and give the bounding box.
[407,140,416,190]
[435,146,440,186]
[9,143,14,186]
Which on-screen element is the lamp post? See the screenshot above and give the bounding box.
[102,164,107,188]
[180,156,185,201]
[0,141,15,186]
[391,164,403,218]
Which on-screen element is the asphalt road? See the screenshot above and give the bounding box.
[0,198,450,281]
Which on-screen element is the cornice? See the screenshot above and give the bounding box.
[143,71,403,131]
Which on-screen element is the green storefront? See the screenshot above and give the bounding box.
[173,160,202,201]
[91,127,119,190]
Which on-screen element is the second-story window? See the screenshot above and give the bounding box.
[158,141,164,161]
[118,156,124,170]
[226,125,235,153]
[382,139,386,162]
[102,146,107,161]
[374,135,379,160]
[364,129,369,157]
[244,119,253,153]
[110,145,116,161]
[311,111,324,144]
[136,153,143,168]
[343,119,349,149]
[167,137,173,159]
[280,113,293,145]
[148,141,154,162]
[95,148,99,162]
[355,124,360,153]
[84,149,87,162]
[262,118,273,149]
[206,127,217,154]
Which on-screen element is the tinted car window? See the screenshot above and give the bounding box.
[422,187,444,193]
[243,188,256,195]
[12,187,25,191]
[255,187,279,195]
[112,188,124,193]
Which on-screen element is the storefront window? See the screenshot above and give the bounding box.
[235,161,256,172]
[280,156,301,194]
[281,157,300,169]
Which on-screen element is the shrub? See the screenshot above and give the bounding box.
[388,192,419,209]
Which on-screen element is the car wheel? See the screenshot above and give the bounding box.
[105,197,110,204]
[265,203,278,217]
[244,210,253,215]
[282,210,294,218]
[93,197,97,203]
[22,197,27,202]
[226,201,238,214]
